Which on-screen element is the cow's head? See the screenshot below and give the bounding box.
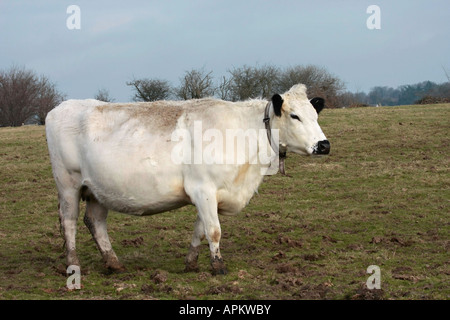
[271,84,330,156]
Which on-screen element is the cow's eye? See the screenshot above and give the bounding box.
[290,114,301,122]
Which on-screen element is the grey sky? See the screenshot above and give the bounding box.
[1,0,449,102]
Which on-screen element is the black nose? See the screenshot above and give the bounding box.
[316,140,330,155]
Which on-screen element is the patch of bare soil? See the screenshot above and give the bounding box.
[274,235,303,248]
[121,237,144,247]
[293,283,335,299]
[151,270,168,284]
[206,282,243,295]
[369,236,413,247]
[351,284,385,300]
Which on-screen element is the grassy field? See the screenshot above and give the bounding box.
[0,104,448,300]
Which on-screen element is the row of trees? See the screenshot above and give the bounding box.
[339,81,450,107]
[0,64,345,127]
[1,64,449,127]
[125,64,345,107]
[124,65,450,108]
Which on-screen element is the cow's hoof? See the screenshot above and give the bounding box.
[184,263,200,273]
[66,250,80,267]
[105,261,127,273]
[185,245,201,273]
[211,257,228,276]
[212,267,228,276]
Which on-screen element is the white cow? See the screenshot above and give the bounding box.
[45,84,330,275]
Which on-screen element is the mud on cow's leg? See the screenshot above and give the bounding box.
[208,227,227,275]
[83,195,126,273]
[185,244,201,272]
[211,256,227,276]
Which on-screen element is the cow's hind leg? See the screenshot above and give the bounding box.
[58,189,81,267]
[83,194,125,273]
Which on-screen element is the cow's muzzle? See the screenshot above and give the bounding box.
[314,140,330,155]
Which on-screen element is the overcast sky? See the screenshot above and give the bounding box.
[1,0,449,102]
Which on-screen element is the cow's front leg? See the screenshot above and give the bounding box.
[206,221,227,275]
[185,215,204,272]
[190,189,227,275]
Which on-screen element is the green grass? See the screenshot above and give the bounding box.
[0,104,449,300]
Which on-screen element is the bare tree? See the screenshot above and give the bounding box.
[35,76,66,124]
[0,66,65,126]
[217,76,232,101]
[278,65,345,107]
[256,64,280,99]
[0,67,36,126]
[127,78,172,102]
[442,65,450,82]
[226,64,280,101]
[94,88,115,102]
[175,68,215,100]
[227,65,263,101]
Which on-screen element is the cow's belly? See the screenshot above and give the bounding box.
[80,146,190,216]
[82,173,190,216]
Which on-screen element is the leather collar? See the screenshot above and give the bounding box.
[263,101,287,175]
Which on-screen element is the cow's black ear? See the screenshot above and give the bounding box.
[272,94,283,117]
[310,97,325,114]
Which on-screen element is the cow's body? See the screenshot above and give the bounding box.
[46,84,330,274]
